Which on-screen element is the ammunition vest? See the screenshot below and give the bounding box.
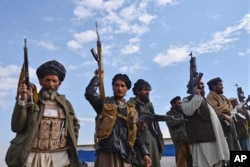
[31,100,68,152]
[95,102,138,149]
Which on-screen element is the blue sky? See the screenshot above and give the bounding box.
[0,0,249,166]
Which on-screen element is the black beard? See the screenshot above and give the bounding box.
[139,94,150,103]
[217,89,223,94]
[176,107,183,112]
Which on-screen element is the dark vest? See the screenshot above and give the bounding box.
[185,96,216,144]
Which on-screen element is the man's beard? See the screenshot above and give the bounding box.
[217,89,223,94]
[41,87,57,100]
[139,94,150,103]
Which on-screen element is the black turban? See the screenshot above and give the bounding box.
[207,77,222,87]
[36,60,66,81]
[170,96,181,105]
[132,79,151,95]
[112,74,131,90]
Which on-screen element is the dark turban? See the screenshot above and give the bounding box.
[112,74,131,90]
[36,60,66,81]
[132,79,151,95]
[207,77,222,90]
[170,96,181,105]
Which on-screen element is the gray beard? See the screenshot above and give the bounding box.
[42,89,57,100]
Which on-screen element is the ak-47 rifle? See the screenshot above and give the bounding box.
[235,84,250,110]
[139,113,188,123]
[91,22,105,100]
[16,39,38,109]
[23,39,34,107]
[187,52,203,94]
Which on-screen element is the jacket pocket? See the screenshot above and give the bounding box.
[96,103,117,140]
[5,135,29,167]
[171,127,187,144]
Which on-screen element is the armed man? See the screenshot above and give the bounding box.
[128,79,164,167]
[85,23,151,167]
[5,59,80,167]
[182,53,229,167]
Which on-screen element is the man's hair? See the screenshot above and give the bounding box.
[132,79,151,95]
[207,77,222,91]
[112,74,131,90]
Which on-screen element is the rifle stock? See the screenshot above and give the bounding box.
[91,22,105,100]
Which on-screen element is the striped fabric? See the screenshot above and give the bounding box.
[78,144,176,162]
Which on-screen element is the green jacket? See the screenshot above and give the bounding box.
[5,93,80,167]
[166,108,189,146]
[128,98,164,167]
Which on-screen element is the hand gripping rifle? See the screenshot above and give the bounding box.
[187,52,203,94]
[235,84,250,110]
[91,22,105,101]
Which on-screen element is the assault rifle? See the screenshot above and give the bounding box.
[139,113,188,123]
[23,39,34,107]
[187,52,203,94]
[91,22,105,100]
[235,84,250,110]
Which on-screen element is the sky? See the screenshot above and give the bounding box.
[0,0,249,166]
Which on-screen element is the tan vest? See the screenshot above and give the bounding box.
[95,102,138,149]
[31,100,68,152]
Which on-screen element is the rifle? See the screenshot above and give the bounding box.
[23,39,34,107]
[187,52,203,94]
[139,113,188,123]
[235,84,250,110]
[91,22,105,100]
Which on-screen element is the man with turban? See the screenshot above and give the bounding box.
[85,71,151,167]
[128,79,164,167]
[6,60,80,167]
[206,77,241,151]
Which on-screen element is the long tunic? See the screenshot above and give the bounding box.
[128,98,164,167]
[207,91,242,151]
[182,95,229,167]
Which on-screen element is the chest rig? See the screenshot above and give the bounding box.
[32,100,68,152]
[95,101,138,149]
